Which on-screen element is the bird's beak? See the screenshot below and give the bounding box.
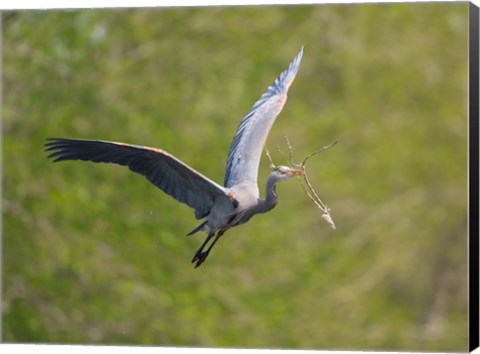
[287,168,305,177]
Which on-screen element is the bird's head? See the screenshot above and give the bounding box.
[271,165,304,181]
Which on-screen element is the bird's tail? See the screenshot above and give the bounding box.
[186,220,208,236]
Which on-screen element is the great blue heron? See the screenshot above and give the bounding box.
[46,47,305,267]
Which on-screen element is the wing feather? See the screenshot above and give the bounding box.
[224,47,304,188]
[45,138,228,219]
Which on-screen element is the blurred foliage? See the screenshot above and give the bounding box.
[2,3,469,351]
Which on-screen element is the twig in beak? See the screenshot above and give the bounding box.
[264,147,276,169]
[284,134,297,168]
[301,141,338,168]
[283,135,337,230]
[299,158,336,229]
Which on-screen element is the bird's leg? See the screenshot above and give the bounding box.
[192,232,214,264]
[192,230,225,268]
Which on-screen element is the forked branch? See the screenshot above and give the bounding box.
[283,135,337,229]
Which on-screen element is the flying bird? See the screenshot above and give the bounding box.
[46,47,305,268]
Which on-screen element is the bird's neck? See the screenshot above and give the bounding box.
[257,173,278,213]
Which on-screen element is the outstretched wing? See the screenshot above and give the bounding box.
[45,138,228,219]
[224,47,304,189]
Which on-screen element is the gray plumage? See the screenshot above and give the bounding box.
[45,47,305,268]
[224,46,303,189]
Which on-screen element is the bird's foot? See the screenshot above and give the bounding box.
[192,250,210,268]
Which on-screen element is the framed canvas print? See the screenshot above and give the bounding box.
[2,1,479,353]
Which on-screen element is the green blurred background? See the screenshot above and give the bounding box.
[2,3,469,351]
